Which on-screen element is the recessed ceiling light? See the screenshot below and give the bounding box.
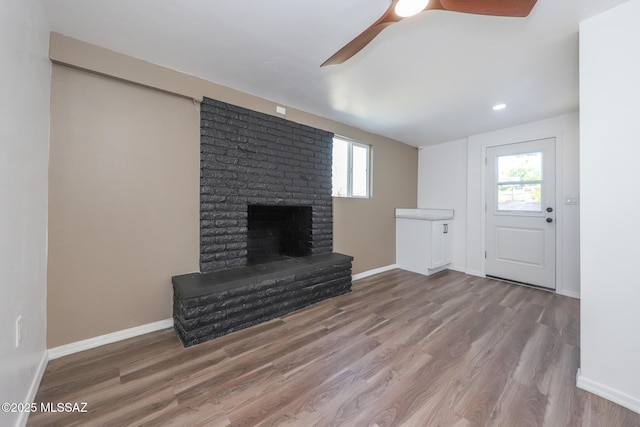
[395,0,430,17]
[493,104,507,111]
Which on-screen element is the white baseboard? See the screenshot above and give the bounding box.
[47,318,174,360]
[556,289,580,299]
[16,351,48,427]
[465,269,485,278]
[577,368,640,414]
[352,264,399,281]
[447,265,466,273]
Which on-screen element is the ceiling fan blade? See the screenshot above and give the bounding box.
[431,0,537,17]
[321,0,537,66]
[321,23,395,66]
[321,1,403,67]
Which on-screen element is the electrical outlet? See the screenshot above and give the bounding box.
[276,105,286,115]
[15,316,22,348]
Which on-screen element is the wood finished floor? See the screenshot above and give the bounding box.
[29,269,640,427]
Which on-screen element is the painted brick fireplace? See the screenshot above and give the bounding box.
[199,97,334,272]
[172,98,353,346]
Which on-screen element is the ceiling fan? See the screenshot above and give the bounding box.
[321,0,538,66]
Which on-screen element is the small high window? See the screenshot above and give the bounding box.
[332,136,371,198]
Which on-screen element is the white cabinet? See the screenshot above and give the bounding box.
[396,209,453,276]
[429,220,452,269]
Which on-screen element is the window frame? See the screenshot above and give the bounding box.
[332,136,371,199]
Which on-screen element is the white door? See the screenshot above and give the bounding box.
[486,138,556,289]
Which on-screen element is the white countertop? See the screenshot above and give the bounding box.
[395,208,454,220]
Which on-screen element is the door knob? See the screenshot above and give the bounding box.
[546,207,553,213]
[546,218,553,223]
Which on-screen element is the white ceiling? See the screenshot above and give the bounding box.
[42,0,628,147]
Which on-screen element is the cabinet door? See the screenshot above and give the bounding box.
[430,221,446,268]
[430,220,452,269]
[396,218,432,275]
[443,221,452,265]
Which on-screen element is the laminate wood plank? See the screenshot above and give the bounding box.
[31,366,120,405]
[323,351,437,427]
[356,306,510,425]
[29,378,176,427]
[512,323,562,394]
[28,269,640,427]
[454,303,544,426]
[70,386,176,427]
[43,329,179,379]
[251,366,364,426]
[274,314,385,376]
[421,302,508,359]
[176,362,280,411]
[538,294,580,346]
[581,392,640,427]
[173,325,332,404]
[119,346,228,383]
[469,281,515,313]
[424,278,476,306]
[241,318,329,358]
[428,291,480,323]
[542,343,587,427]
[485,380,547,427]
[226,336,381,426]
[312,352,435,426]
[133,401,230,427]
[364,304,442,346]
[192,317,287,355]
[401,307,519,426]
[498,282,555,310]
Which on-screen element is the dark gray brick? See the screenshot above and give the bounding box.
[199,97,334,273]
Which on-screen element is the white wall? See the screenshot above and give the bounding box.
[578,0,640,413]
[418,113,581,297]
[0,1,50,426]
[417,138,468,272]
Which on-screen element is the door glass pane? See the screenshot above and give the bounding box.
[498,183,542,211]
[497,151,542,212]
[351,144,368,197]
[498,152,542,182]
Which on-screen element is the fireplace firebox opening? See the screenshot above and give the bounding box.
[247,205,312,265]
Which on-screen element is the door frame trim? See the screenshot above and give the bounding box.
[485,138,557,289]
[479,135,565,294]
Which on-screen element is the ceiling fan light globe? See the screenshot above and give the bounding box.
[395,0,430,17]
